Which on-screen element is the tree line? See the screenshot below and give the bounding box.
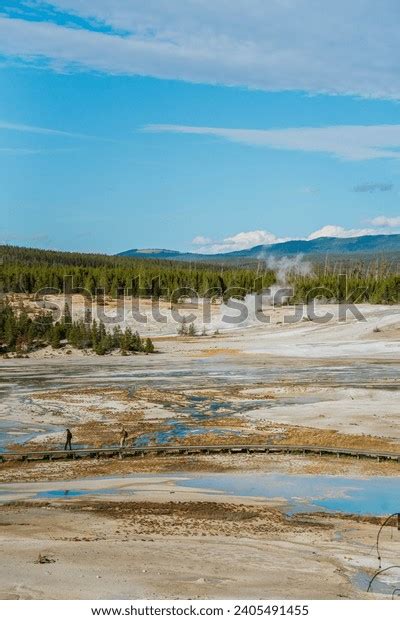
[0,245,274,298]
[289,272,400,304]
[1,245,399,304]
[0,302,155,356]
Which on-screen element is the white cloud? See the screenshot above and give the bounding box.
[193,229,289,253]
[307,225,378,240]
[192,224,396,254]
[145,124,400,161]
[192,235,212,245]
[369,216,400,227]
[2,1,400,98]
[224,230,283,247]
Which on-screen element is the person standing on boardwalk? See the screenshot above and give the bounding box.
[64,428,72,451]
[119,427,128,448]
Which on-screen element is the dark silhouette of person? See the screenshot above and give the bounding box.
[119,427,128,448]
[64,428,72,451]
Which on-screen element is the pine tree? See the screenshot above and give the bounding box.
[144,337,155,353]
[63,302,72,325]
[178,317,188,336]
[50,323,63,349]
[94,338,108,355]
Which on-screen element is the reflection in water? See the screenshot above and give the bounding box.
[177,473,400,516]
[10,472,400,517]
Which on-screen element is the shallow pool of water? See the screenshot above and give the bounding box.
[0,422,64,453]
[177,473,400,516]
[36,488,117,499]
[132,395,262,446]
[7,472,399,516]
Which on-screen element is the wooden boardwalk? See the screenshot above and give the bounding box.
[1,443,400,464]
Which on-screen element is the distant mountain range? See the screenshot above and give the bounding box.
[118,234,400,261]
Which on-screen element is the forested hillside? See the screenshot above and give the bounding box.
[1,245,399,303]
[0,245,273,297]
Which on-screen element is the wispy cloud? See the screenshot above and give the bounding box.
[0,146,85,156]
[0,120,91,139]
[2,1,400,98]
[0,147,43,155]
[353,182,393,193]
[145,123,400,161]
[298,186,319,195]
[369,215,400,227]
[0,119,114,143]
[0,231,52,246]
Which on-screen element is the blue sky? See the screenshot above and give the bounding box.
[1,1,400,254]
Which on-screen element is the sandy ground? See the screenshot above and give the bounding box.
[1,301,400,599]
[1,475,399,600]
